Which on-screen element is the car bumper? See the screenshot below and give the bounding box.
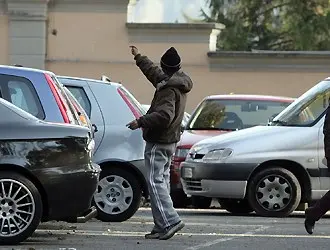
[180,161,257,199]
[39,163,101,221]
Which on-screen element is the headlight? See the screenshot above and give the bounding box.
[202,148,233,163]
[186,144,212,162]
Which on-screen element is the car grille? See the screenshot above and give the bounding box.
[184,178,202,191]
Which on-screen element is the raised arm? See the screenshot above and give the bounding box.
[130,46,167,88]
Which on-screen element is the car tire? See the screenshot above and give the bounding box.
[0,171,42,245]
[219,199,254,214]
[93,167,142,222]
[191,196,212,209]
[171,190,188,208]
[247,167,301,217]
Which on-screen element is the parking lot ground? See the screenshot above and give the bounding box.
[5,208,330,250]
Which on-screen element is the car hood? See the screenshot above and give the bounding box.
[179,130,230,147]
[193,125,319,154]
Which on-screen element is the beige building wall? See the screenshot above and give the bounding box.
[1,0,330,113]
[0,9,8,65]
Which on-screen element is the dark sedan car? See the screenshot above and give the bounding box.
[0,98,100,244]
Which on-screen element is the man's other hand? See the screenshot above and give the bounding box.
[126,119,139,130]
[129,45,139,56]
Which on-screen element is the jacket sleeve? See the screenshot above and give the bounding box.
[134,54,167,88]
[137,88,176,129]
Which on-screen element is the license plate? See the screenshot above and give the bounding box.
[183,168,193,178]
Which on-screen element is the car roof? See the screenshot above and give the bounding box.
[58,75,122,88]
[206,94,295,102]
[0,65,54,75]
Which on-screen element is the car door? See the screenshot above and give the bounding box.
[59,78,105,152]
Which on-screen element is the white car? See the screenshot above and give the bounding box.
[181,78,330,217]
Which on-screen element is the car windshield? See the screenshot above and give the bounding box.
[187,98,291,130]
[270,80,330,127]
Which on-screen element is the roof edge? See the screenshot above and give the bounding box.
[126,22,219,30]
[208,51,330,58]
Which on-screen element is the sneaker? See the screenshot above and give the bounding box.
[304,208,315,235]
[159,221,185,240]
[145,230,161,239]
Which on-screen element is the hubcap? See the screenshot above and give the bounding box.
[0,179,35,237]
[255,174,292,211]
[94,175,133,215]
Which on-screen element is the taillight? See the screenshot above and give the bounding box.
[44,73,71,123]
[71,100,88,127]
[117,88,141,119]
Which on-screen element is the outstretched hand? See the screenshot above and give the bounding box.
[126,119,139,130]
[129,45,139,56]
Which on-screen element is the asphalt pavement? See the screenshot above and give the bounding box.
[6,207,330,250]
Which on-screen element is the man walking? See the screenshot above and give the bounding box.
[304,102,330,234]
[126,46,193,240]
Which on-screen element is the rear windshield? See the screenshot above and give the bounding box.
[187,99,292,130]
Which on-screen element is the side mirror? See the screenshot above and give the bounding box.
[92,124,98,133]
[267,116,274,125]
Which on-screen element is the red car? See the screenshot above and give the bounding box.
[170,94,295,208]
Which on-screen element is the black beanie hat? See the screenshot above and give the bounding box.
[160,47,181,68]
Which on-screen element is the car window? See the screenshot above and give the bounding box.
[0,74,44,119]
[66,86,91,117]
[187,99,291,130]
[272,80,330,127]
[64,87,91,128]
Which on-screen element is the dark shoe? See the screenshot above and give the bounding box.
[145,230,160,239]
[159,221,185,240]
[304,208,315,235]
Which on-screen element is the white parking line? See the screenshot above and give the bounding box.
[35,228,330,239]
[126,220,265,227]
[185,225,270,250]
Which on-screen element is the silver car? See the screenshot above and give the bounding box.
[181,78,330,217]
[58,75,147,222]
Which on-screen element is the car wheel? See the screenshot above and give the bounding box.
[247,167,301,217]
[93,168,142,222]
[171,190,188,208]
[191,196,212,209]
[0,171,42,245]
[219,199,254,215]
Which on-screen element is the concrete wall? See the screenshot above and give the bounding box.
[0,0,330,113]
[6,0,48,69]
[0,1,8,64]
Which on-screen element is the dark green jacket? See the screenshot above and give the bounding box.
[135,54,193,144]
